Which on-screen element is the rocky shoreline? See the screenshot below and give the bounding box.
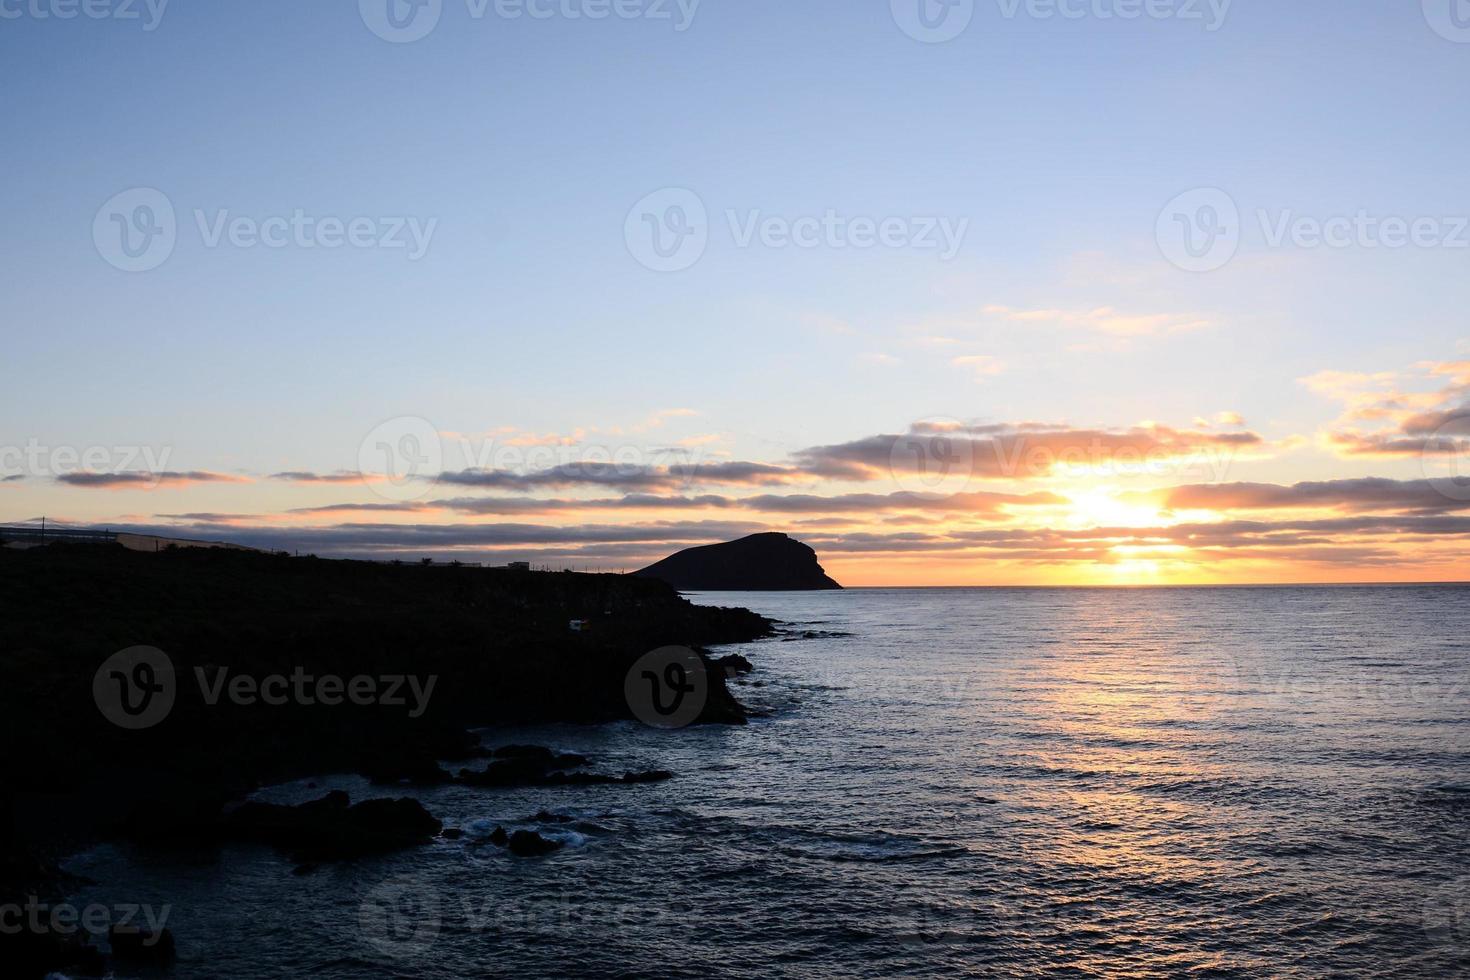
[0,543,774,977]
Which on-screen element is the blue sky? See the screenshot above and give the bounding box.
[3,0,1469,581]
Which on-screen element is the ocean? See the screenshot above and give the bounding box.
[63,585,1470,977]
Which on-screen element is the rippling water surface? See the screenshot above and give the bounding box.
[69,586,1470,977]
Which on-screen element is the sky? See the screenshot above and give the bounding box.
[2,0,1469,584]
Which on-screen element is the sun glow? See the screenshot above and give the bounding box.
[1064,489,1167,529]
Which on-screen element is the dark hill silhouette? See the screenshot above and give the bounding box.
[632,533,842,591]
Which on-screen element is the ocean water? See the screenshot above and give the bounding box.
[65,586,1470,977]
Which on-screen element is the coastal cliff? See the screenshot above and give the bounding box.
[632,532,843,591]
[0,542,774,968]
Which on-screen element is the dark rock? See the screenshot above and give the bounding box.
[492,744,555,760]
[507,830,563,857]
[361,753,453,787]
[456,750,590,788]
[488,826,508,846]
[492,745,590,767]
[222,791,441,861]
[441,827,464,840]
[620,770,674,784]
[538,770,673,786]
[715,653,754,676]
[632,532,842,591]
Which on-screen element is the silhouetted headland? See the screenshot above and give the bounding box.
[632,532,843,591]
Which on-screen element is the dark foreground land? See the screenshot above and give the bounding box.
[0,544,772,975]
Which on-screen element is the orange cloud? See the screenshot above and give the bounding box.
[1307,354,1470,458]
